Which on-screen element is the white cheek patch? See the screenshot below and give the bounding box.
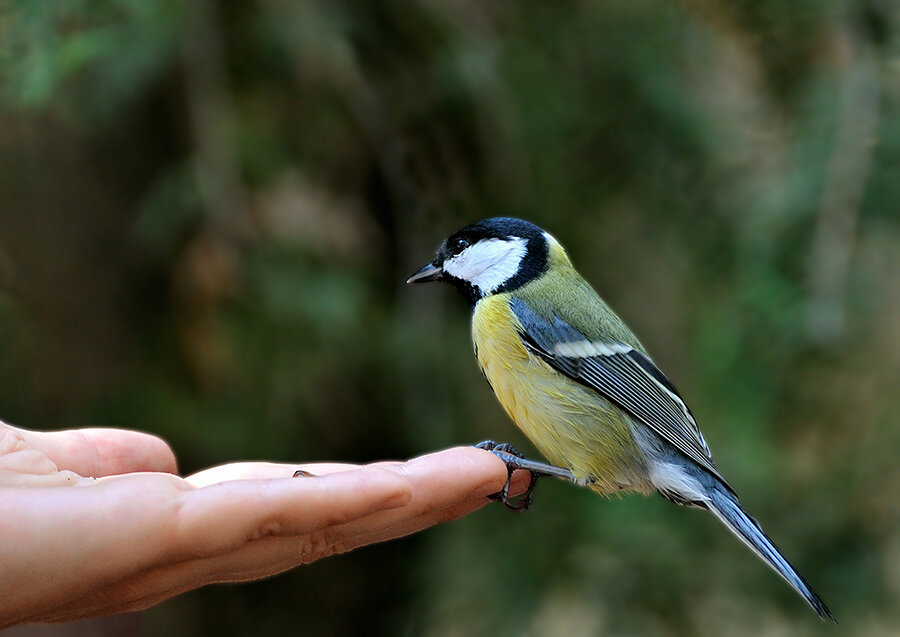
[443,237,528,294]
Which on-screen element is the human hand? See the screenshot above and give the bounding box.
[0,421,519,628]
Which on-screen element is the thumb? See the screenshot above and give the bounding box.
[15,425,178,477]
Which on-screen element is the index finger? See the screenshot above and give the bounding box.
[173,465,413,559]
[173,447,510,559]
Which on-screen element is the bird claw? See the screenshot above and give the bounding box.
[475,440,536,511]
[474,440,577,512]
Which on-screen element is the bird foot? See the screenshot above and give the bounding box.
[474,440,576,512]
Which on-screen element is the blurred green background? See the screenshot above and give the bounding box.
[1,0,898,634]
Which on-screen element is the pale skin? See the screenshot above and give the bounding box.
[0,421,524,629]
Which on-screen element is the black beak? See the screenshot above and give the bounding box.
[406,262,443,284]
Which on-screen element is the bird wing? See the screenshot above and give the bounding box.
[510,297,732,490]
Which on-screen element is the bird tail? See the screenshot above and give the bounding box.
[705,486,835,622]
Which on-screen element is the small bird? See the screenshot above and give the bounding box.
[407,217,834,621]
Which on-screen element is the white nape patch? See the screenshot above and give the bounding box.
[648,461,709,503]
[554,340,632,358]
[443,237,528,294]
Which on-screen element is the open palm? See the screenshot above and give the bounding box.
[0,422,513,628]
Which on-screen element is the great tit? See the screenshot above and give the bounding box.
[407,217,833,621]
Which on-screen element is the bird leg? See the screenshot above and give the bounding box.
[474,440,576,512]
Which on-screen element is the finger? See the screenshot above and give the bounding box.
[175,447,506,558]
[17,427,177,477]
[0,426,85,486]
[312,464,531,551]
[211,463,523,576]
[384,446,512,512]
[174,465,413,559]
[185,461,365,487]
[340,468,531,547]
[331,496,492,550]
[234,447,513,551]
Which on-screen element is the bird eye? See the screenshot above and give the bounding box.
[450,238,469,255]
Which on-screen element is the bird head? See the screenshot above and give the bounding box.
[407,217,553,304]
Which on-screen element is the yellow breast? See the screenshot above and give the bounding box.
[471,294,652,495]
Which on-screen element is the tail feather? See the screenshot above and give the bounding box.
[706,488,835,622]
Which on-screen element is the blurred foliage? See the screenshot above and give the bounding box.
[1,0,899,635]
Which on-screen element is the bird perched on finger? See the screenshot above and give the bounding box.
[407,217,834,621]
